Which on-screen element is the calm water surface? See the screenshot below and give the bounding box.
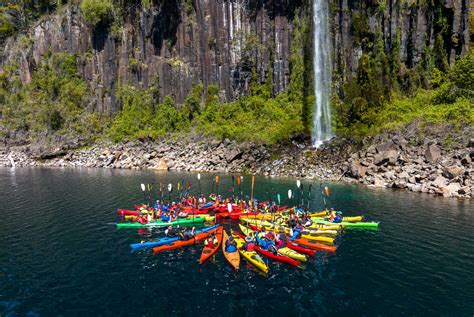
[0,167,473,316]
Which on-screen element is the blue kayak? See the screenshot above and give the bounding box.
[130,224,220,251]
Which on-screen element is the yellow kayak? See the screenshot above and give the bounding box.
[311,216,364,223]
[300,233,334,244]
[231,230,268,274]
[241,217,340,233]
[278,247,307,262]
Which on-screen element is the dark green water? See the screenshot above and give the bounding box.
[0,168,473,316]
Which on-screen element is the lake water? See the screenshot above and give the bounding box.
[0,167,473,316]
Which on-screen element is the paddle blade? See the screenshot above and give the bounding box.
[296,180,301,188]
[288,189,292,199]
[168,183,173,193]
[197,173,201,180]
[227,203,232,213]
[324,186,330,197]
[277,193,281,204]
[141,183,145,191]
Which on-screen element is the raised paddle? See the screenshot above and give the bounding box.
[197,173,201,195]
[141,183,147,205]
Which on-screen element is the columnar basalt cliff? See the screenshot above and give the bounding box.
[0,0,470,114]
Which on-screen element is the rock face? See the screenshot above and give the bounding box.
[1,1,470,113]
[2,2,306,113]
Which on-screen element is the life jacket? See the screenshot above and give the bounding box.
[226,245,237,253]
[246,243,256,252]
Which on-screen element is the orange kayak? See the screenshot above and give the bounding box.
[293,238,337,253]
[153,226,220,254]
[222,230,240,270]
[199,227,223,264]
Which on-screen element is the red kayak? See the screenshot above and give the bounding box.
[217,205,243,213]
[181,209,209,215]
[216,211,259,220]
[254,246,300,267]
[287,242,316,256]
[118,209,139,216]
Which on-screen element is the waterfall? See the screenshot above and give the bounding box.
[312,0,332,148]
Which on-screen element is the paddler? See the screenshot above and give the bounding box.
[204,233,218,248]
[165,225,178,238]
[182,226,196,241]
[225,236,237,252]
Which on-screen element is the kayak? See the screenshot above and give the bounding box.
[244,223,335,244]
[216,211,259,220]
[277,247,307,262]
[311,216,364,223]
[241,217,341,231]
[231,230,268,274]
[116,217,206,229]
[312,220,379,229]
[222,230,240,270]
[237,225,302,266]
[248,223,339,236]
[153,226,220,253]
[292,238,337,253]
[254,246,300,267]
[287,242,316,256]
[300,233,334,244]
[130,225,220,251]
[199,227,223,264]
[126,214,215,223]
[118,209,152,216]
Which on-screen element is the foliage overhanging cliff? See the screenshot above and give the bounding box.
[0,0,472,146]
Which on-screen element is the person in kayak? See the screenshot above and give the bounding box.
[182,227,196,241]
[333,212,343,223]
[225,236,237,252]
[165,225,178,238]
[204,233,218,248]
[161,212,170,222]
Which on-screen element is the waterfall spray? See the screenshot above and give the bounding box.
[312,0,333,147]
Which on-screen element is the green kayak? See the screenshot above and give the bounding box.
[116,217,206,229]
[312,220,379,230]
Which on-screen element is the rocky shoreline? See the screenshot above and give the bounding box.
[1,131,473,199]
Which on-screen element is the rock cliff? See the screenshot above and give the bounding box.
[1,0,470,113]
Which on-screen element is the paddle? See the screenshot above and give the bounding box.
[141,183,146,205]
[239,176,243,200]
[296,180,301,207]
[167,183,173,205]
[215,175,219,197]
[197,173,201,196]
[307,184,313,209]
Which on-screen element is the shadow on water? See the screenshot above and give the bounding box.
[0,167,473,315]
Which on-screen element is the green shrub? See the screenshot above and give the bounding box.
[80,0,113,26]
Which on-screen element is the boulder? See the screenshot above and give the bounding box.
[441,183,461,197]
[150,158,168,171]
[425,144,441,163]
[348,161,368,178]
[375,140,396,153]
[461,155,471,166]
[432,176,448,188]
[443,165,464,179]
[373,175,386,187]
[225,149,244,164]
[374,150,399,166]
